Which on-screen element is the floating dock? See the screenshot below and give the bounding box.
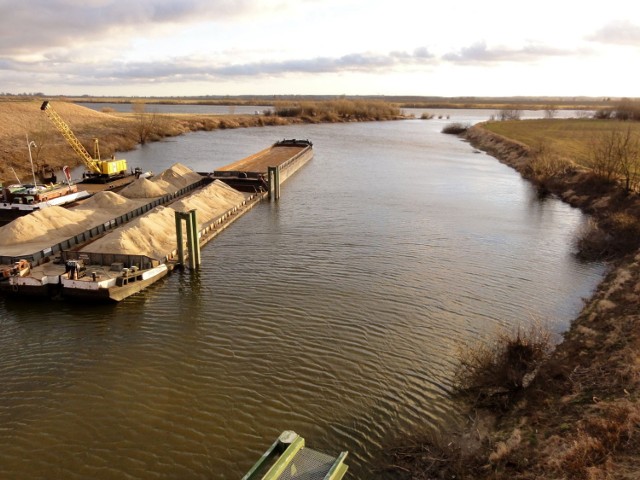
[243,431,348,480]
[0,139,313,302]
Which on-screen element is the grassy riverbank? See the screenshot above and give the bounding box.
[0,99,402,184]
[391,120,640,479]
[482,119,640,169]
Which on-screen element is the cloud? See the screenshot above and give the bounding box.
[125,48,436,78]
[587,20,640,46]
[1,47,438,86]
[0,0,284,55]
[442,41,574,64]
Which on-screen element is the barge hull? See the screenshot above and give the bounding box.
[61,265,169,303]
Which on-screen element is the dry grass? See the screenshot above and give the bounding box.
[483,119,640,169]
[0,100,136,183]
[454,322,554,410]
[267,99,402,122]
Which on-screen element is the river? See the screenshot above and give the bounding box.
[0,114,605,479]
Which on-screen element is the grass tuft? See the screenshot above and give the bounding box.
[454,323,554,410]
[442,122,470,134]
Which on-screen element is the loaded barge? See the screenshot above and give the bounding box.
[1,139,313,302]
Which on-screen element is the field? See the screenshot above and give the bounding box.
[482,118,640,167]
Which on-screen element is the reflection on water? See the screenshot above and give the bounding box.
[0,118,605,478]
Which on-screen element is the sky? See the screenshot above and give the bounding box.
[1,0,639,98]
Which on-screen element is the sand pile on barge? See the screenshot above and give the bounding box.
[0,164,202,257]
[119,178,167,198]
[0,206,87,247]
[81,180,249,260]
[119,163,203,199]
[155,163,203,189]
[0,192,148,256]
[76,191,132,209]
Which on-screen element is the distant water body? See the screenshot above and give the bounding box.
[0,113,605,478]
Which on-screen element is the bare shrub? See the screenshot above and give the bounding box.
[132,102,159,144]
[574,213,640,260]
[588,127,640,190]
[608,212,640,254]
[420,112,434,119]
[442,122,470,134]
[497,109,522,121]
[574,218,610,261]
[454,323,554,409]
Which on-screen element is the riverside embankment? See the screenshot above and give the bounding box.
[0,99,403,184]
[403,124,640,479]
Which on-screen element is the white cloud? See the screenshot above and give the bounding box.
[587,20,640,46]
[442,42,576,64]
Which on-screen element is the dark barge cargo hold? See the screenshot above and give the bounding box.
[212,139,313,193]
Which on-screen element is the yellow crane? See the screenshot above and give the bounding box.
[40,101,128,182]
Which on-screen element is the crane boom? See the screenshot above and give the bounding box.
[40,101,128,181]
[40,101,101,174]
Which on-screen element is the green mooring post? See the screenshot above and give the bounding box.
[188,209,201,269]
[268,166,280,201]
[174,210,201,269]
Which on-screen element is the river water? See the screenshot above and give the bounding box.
[0,114,605,479]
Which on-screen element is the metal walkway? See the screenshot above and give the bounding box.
[242,431,348,480]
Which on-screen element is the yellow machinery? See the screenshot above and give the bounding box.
[40,101,128,182]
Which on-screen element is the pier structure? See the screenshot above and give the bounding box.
[174,209,201,269]
[242,431,348,480]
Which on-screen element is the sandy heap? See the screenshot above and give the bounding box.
[153,163,203,190]
[82,180,249,260]
[0,164,204,257]
[0,206,89,248]
[118,178,167,198]
[0,192,148,256]
[119,163,203,199]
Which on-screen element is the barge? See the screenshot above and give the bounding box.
[60,259,169,302]
[212,139,313,193]
[1,139,313,303]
